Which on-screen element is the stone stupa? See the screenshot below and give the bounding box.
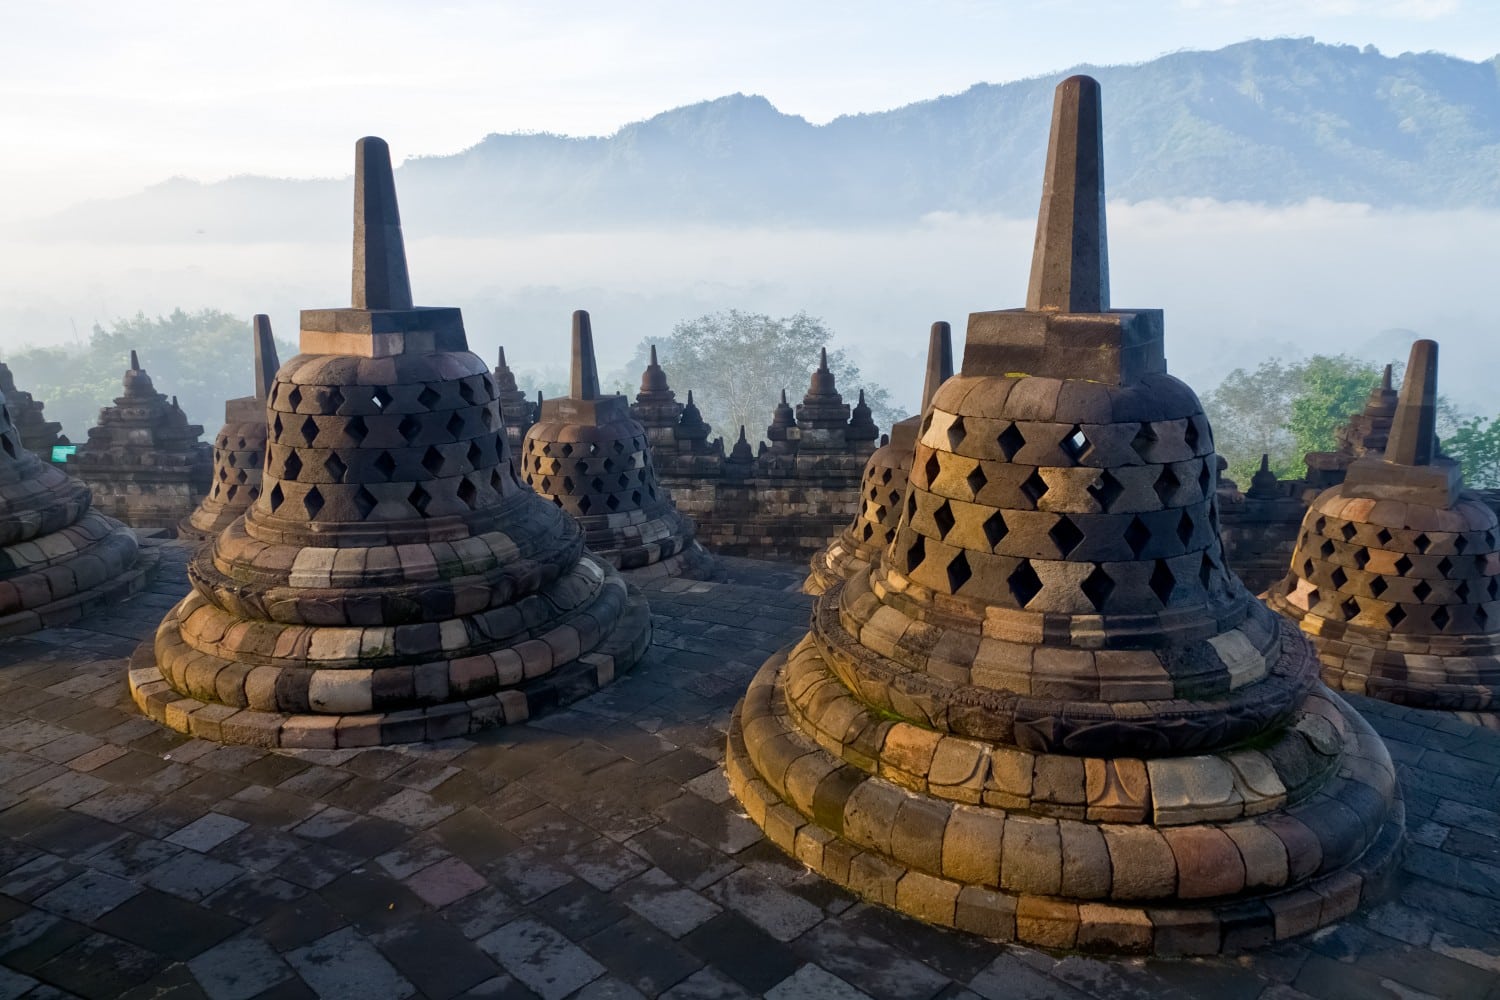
[179,316,280,542]
[1267,340,1500,711]
[0,384,151,637]
[806,322,954,595]
[1305,365,1399,491]
[128,137,651,747]
[521,311,716,580]
[0,363,63,459]
[726,76,1402,955]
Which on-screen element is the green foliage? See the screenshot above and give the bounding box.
[607,310,900,444]
[1203,354,1388,486]
[3,309,296,439]
[1443,415,1500,489]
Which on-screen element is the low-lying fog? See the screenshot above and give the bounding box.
[1,198,1493,426]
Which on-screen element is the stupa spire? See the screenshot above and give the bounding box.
[1385,339,1439,466]
[570,310,601,400]
[920,321,954,411]
[351,136,413,311]
[1025,75,1109,313]
[129,350,140,371]
[252,314,279,402]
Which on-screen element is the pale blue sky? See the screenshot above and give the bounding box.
[1,0,1495,220]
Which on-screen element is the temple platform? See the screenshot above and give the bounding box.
[0,541,1493,999]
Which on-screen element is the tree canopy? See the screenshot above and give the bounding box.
[606,310,900,444]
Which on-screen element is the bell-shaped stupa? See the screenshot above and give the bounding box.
[0,363,63,458]
[806,322,953,595]
[1268,341,1500,710]
[128,138,651,747]
[726,76,1402,955]
[521,311,716,580]
[179,316,281,542]
[0,383,150,636]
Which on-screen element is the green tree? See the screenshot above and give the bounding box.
[1286,355,1388,463]
[3,309,296,440]
[1443,415,1500,488]
[609,310,900,443]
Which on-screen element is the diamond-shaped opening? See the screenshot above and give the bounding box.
[1177,510,1195,547]
[1008,560,1043,607]
[880,468,893,485]
[283,451,303,480]
[1490,577,1499,600]
[860,523,875,542]
[325,387,344,413]
[372,385,393,410]
[1088,470,1124,512]
[946,552,972,592]
[480,407,494,429]
[268,483,284,511]
[1413,580,1432,602]
[1370,576,1388,597]
[236,469,248,483]
[1149,560,1176,605]
[1184,417,1201,451]
[1153,466,1181,506]
[375,451,396,479]
[299,415,319,445]
[1478,605,1490,627]
[1414,533,1431,554]
[562,476,575,492]
[227,452,238,467]
[869,485,880,501]
[1314,517,1327,534]
[422,446,445,476]
[1432,605,1452,630]
[446,412,465,438]
[591,477,605,492]
[923,452,941,487]
[1199,552,1215,589]
[1455,535,1469,554]
[490,469,504,490]
[1457,580,1471,601]
[1353,547,1370,569]
[606,494,620,510]
[1340,522,1357,542]
[600,458,614,473]
[997,423,1025,461]
[418,385,441,409]
[610,440,623,454]
[540,476,552,491]
[1386,605,1407,629]
[1125,515,1150,557]
[906,491,919,521]
[1198,461,1212,496]
[342,416,366,445]
[1395,555,1413,576]
[1341,597,1359,620]
[1049,515,1084,556]
[408,483,432,515]
[932,500,956,539]
[906,534,926,572]
[457,477,478,509]
[1021,469,1048,506]
[631,490,642,505]
[1330,566,1348,588]
[966,463,988,497]
[1376,527,1393,546]
[1302,559,1315,577]
[1319,539,1336,559]
[352,486,377,519]
[303,486,324,519]
[1437,556,1454,577]
[272,414,284,438]
[561,443,574,457]
[459,380,476,404]
[323,453,348,482]
[1081,565,1115,611]
[983,511,1008,548]
[577,495,594,514]
[1061,425,1089,463]
[1131,423,1158,461]
[467,441,484,468]
[921,412,934,435]
[947,416,967,450]
[398,414,422,443]
[617,473,630,489]
[286,386,303,410]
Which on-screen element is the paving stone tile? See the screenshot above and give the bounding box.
[560,835,652,892]
[34,930,169,996]
[34,868,140,922]
[573,976,649,1000]
[702,867,824,942]
[371,916,502,1000]
[660,968,756,1000]
[404,856,488,908]
[142,851,244,903]
[188,934,293,1000]
[0,854,77,901]
[287,927,415,999]
[614,867,723,939]
[96,888,244,961]
[656,794,763,855]
[487,845,575,903]
[201,873,307,926]
[790,918,949,1000]
[625,824,739,891]
[0,909,90,973]
[371,787,462,830]
[440,887,521,942]
[477,916,605,1000]
[318,869,427,933]
[679,912,802,995]
[579,912,703,995]
[765,963,875,1000]
[167,812,250,852]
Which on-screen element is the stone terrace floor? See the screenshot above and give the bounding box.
[0,543,1496,1000]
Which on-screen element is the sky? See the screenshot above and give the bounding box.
[1,0,1496,221]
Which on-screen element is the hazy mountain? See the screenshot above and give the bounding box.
[39,37,1500,242]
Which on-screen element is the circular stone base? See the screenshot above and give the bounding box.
[620,541,719,583]
[804,534,872,597]
[0,532,158,639]
[127,587,652,748]
[724,645,1405,956]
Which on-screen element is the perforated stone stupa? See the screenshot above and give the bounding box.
[179,316,280,542]
[73,352,211,535]
[1304,366,1399,492]
[128,137,651,747]
[806,322,954,595]
[0,363,63,458]
[726,76,1402,955]
[521,312,715,580]
[0,383,150,637]
[1267,341,1500,711]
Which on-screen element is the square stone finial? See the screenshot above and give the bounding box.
[351,136,413,312]
[1026,75,1109,314]
[920,321,954,412]
[1344,339,1460,506]
[571,310,602,401]
[252,314,280,402]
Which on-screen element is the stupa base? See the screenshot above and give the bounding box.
[0,517,156,638]
[725,643,1405,956]
[126,581,653,748]
[804,534,872,596]
[617,539,719,582]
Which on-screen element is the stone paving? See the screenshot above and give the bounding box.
[0,542,1495,999]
